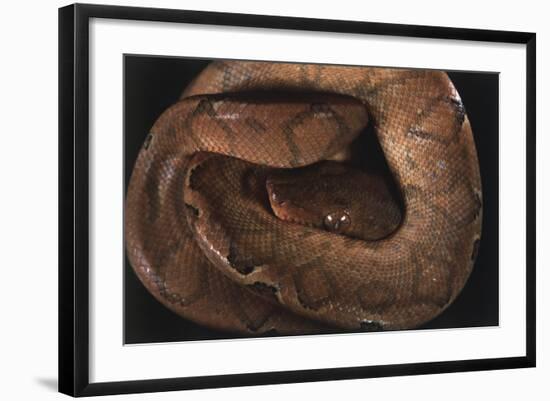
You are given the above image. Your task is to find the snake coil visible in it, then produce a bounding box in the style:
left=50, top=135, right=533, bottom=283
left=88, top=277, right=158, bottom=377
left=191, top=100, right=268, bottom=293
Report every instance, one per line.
left=125, top=61, right=482, bottom=334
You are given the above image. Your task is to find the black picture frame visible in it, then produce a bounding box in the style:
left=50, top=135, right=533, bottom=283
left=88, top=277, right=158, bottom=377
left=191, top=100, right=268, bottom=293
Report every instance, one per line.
left=59, top=3, right=536, bottom=397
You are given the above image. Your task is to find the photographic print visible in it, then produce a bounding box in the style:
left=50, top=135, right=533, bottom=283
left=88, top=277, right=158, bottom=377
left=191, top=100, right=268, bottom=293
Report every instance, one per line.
left=123, top=56, right=499, bottom=343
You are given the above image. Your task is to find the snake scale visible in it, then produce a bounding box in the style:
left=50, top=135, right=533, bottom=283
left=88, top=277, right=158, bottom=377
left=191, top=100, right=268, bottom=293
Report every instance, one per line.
left=125, top=61, right=482, bottom=334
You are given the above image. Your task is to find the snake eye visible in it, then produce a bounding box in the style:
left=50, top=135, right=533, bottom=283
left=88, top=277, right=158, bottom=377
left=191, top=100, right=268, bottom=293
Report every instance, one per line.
left=324, top=211, right=351, bottom=233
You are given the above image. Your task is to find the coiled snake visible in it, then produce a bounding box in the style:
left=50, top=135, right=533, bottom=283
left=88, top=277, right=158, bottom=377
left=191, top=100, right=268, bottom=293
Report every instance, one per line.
left=125, top=61, right=482, bottom=334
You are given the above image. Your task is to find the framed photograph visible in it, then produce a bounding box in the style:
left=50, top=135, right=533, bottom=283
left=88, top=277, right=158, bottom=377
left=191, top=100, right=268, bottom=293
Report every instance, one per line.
left=59, top=3, right=536, bottom=397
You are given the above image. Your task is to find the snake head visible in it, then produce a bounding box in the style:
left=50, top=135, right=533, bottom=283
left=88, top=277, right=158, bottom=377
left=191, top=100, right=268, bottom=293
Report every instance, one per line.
left=266, top=174, right=337, bottom=230
left=266, top=161, right=402, bottom=240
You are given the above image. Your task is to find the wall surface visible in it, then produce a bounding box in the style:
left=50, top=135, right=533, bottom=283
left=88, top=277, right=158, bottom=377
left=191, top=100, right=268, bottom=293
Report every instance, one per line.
left=0, top=0, right=547, bottom=399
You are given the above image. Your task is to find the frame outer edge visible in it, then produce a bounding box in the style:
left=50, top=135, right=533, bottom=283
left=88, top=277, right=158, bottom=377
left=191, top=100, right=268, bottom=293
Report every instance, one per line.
left=525, top=33, right=536, bottom=367
left=57, top=2, right=537, bottom=396
left=59, top=3, right=93, bottom=397
left=58, top=4, right=77, bottom=397
left=74, top=2, right=92, bottom=396
left=70, top=2, right=534, bottom=42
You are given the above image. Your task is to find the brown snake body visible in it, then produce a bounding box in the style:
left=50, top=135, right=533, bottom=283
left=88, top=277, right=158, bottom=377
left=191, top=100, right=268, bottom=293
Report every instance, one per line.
left=125, top=61, right=482, bottom=334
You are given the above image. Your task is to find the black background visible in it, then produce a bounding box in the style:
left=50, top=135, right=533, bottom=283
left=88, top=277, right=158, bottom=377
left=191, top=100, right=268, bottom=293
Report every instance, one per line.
left=124, top=55, right=499, bottom=344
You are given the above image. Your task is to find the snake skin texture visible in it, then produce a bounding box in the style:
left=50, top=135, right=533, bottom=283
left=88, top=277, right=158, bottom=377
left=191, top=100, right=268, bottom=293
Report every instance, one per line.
left=125, top=61, right=483, bottom=334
